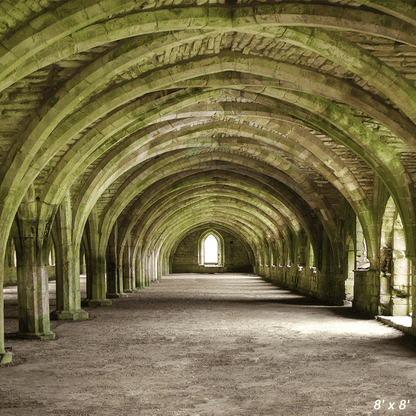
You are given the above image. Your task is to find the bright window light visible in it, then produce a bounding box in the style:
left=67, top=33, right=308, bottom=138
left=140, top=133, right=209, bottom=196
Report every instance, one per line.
left=205, top=234, right=218, bottom=264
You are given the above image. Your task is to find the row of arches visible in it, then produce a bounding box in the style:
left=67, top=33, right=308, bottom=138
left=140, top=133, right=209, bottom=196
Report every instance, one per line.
left=2, top=0, right=416, bottom=365
left=3, top=191, right=412, bottom=318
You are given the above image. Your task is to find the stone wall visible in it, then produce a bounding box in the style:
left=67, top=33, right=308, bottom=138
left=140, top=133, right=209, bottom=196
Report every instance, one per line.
left=172, top=229, right=253, bottom=273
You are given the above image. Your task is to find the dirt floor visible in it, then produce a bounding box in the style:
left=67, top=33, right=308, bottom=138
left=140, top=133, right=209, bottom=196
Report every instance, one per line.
left=1, top=273, right=416, bottom=415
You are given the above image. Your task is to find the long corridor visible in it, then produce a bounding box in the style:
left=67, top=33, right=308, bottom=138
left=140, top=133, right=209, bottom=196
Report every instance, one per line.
left=2, top=274, right=416, bottom=415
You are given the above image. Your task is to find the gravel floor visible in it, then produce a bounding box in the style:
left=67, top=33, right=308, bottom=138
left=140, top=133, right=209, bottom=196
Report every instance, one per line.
left=1, top=273, right=416, bottom=415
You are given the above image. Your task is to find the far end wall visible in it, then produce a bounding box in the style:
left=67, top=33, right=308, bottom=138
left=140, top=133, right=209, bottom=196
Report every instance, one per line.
left=172, top=229, right=253, bottom=273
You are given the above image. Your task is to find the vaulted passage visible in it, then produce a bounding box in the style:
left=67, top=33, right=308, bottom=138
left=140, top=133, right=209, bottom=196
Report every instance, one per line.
left=2, top=274, right=416, bottom=415
left=3, top=0, right=416, bottom=370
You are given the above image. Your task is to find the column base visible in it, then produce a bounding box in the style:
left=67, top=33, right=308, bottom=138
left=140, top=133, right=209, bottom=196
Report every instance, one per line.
left=88, top=299, right=112, bottom=307
left=106, top=293, right=128, bottom=299
left=0, top=348, right=13, bottom=365
left=6, top=331, right=55, bottom=340
left=50, top=309, right=89, bottom=320
left=124, top=289, right=134, bottom=293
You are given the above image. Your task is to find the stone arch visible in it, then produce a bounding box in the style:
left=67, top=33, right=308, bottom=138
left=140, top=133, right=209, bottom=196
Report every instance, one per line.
left=78, top=151, right=335, bottom=257
left=4, top=1, right=416, bottom=364
left=0, top=62, right=412, bottom=286
left=1, top=40, right=415, bottom=267
left=198, top=230, right=224, bottom=267
left=0, top=3, right=415, bottom=270
left=380, top=197, right=413, bottom=316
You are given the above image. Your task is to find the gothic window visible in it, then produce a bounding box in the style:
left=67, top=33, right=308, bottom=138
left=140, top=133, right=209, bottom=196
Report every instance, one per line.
left=204, top=234, right=218, bottom=264
left=198, top=230, right=224, bottom=267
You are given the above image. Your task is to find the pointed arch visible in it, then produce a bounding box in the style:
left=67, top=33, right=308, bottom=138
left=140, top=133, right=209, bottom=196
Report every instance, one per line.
left=198, top=229, right=225, bottom=267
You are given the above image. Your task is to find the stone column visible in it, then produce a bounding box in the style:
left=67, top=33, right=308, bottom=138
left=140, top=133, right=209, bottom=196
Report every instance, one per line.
left=152, top=252, right=158, bottom=282
left=157, top=252, right=163, bottom=280
left=411, top=260, right=416, bottom=334
left=122, top=240, right=134, bottom=293
left=353, top=269, right=380, bottom=317
left=6, top=236, right=14, bottom=268
left=106, top=224, right=126, bottom=298
left=14, top=196, right=55, bottom=339
left=130, top=250, right=139, bottom=292
left=0, top=262, right=12, bottom=364
left=145, top=254, right=152, bottom=286
left=51, top=194, right=88, bottom=321
left=84, top=240, right=93, bottom=303
left=391, top=250, right=411, bottom=316
left=136, top=258, right=145, bottom=289
left=88, top=250, right=112, bottom=307
left=379, top=247, right=392, bottom=315
left=80, top=244, right=86, bottom=275
left=84, top=215, right=111, bottom=307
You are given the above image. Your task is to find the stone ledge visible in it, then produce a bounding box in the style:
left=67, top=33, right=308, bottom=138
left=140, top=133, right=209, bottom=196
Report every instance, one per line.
left=376, top=316, right=412, bottom=333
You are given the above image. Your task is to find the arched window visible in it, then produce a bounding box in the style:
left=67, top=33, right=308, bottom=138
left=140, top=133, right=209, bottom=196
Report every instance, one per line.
left=198, top=230, right=224, bottom=267
left=204, top=234, right=218, bottom=264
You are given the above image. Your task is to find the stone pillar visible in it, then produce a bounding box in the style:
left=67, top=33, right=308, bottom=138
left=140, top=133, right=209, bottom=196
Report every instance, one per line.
left=0, top=262, right=12, bottom=364
left=411, top=260, right=416, bottom=332
left=145, top=255, right=151, bottom=286
left=152, top=252, right=158, bottom=282
left=14, top=197, right=55, bottom=339
left=84, top=215, right=111, bottom=307
left=379, top=247, right=392, bottom=315
left=391, top=250, right=411, bottom=316
left=80, top=244, right=86, bottom=275
left=84, top=241, right=93, bottom=302
left=131, top=250, right=139, bottom=291
left=156, top=251, right=163, bottom=281
left=106, top=224, right=126, bottom=299
left=122, top=239, right=134, bottom=293
left=6, top=236, right=14, bottom=268
left=353, top=269, right=380, bottom=317
left=51, top=194, right=88, bottom=321
left=390, top=216, right=411, bottom=315
left=136, top=258, right=145, bottom=289
left=87, top=252, right=111, bottom=307
left=161, top=253, right=169, bottom=278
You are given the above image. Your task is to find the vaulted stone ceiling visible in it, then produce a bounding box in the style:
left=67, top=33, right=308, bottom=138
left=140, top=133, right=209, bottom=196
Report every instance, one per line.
left=1, top=0, right=416, bottom=273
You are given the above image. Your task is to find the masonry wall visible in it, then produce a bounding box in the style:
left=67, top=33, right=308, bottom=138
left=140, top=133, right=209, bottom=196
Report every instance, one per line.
left=172, top=229, right=253, bottom=273
left=263, top=227, right=346, bottom=307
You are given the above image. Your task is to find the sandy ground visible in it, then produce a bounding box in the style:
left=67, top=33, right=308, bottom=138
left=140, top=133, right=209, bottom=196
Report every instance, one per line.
left=1, top=273, right=416, bottom=415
